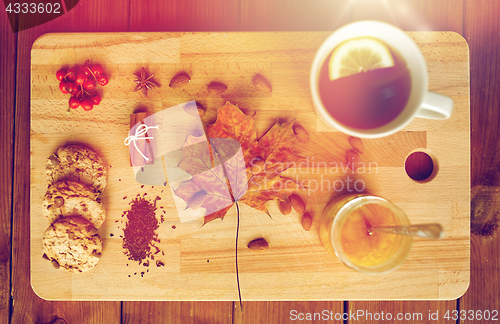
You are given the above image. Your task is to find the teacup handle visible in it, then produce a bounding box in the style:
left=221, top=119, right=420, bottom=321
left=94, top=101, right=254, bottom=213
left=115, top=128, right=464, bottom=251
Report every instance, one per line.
left=416, top=91, right=453, bottom=119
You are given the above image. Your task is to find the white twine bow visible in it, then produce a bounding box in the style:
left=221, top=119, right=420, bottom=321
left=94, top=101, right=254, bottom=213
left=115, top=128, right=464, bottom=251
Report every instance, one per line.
left=124, top=124, right=159, bottom=162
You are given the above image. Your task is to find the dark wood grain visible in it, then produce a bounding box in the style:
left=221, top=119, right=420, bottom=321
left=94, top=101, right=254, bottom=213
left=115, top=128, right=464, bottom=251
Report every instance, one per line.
left=122, top=301, right=232, bottom=324
left=347, top=301, right=458, bottom=323
left=10, top=2, right=128, bottom=323
left=352, top=0, right=463, bottom=34
left=38, top=0, right=130, bottom=32
left=466, top=0, right=500, bottom=187
left=462, top=0, right=500, bottom=320
left=233, top=301, right=343, bottom=324
left=241, top=0, right=352, bottom=31
left=130, top=0, right=240, bottom=31
left=0, top=10, right=16, bottom=324
left=11, top=302, right=121, bottom=324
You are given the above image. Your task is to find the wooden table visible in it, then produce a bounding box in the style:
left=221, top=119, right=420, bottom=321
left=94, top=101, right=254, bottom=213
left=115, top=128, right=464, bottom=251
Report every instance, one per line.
left=2, top=0, right=499, bottom=323
left=29, top=30, right=470, bottom=302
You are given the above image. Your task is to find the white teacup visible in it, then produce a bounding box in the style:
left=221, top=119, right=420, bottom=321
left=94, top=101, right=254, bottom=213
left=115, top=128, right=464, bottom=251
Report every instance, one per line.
left=310, top=21, right=453, bottom=138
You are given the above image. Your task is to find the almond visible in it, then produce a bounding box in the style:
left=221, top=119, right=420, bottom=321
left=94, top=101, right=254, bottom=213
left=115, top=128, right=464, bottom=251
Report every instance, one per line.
left=289, top=194, right=306, bottom=214
left=187, top=190, right=207, bottom=209
left=253, top=74, right=272, bottom=93
left=293, top=124, right=309, bottom=143
left=247, top=238, right=269, bottom=253
left=348, top=136, right=364, bottom=154
left=301, top=212, right=313, bottom=231
left=169, top=72, right=191, bottom=88
left=278, top=199, right=292, bottom=215
left=208, top=82, right=227, bottom=94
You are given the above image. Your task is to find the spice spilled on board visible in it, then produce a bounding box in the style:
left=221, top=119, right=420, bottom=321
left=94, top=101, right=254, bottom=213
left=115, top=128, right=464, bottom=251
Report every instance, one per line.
left=122, top=194, right=163, bottom=265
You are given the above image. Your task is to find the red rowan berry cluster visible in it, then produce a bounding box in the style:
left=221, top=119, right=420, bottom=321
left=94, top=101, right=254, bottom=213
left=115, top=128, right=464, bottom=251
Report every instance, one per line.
left=57, top=60, right=108, bottom=111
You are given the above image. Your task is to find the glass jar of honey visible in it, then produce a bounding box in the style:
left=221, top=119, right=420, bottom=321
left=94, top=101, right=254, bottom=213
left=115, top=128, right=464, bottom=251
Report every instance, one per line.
left=320, top=194, right=412, bottom=274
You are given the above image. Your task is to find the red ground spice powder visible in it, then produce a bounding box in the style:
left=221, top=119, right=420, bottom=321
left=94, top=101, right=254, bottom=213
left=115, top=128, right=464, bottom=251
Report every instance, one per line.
left=122, top=195, right=162, bottom=264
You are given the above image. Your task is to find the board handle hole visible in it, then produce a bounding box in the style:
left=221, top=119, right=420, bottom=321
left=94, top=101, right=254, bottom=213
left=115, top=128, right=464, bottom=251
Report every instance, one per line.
left=405, top=150, right=438, bottom=182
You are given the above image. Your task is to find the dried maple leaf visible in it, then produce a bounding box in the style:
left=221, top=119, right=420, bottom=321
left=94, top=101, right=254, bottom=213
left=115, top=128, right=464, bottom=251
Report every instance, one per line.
left=175, top=101, right=304, bottom=225
left=174, top=136, right=235, bottom=223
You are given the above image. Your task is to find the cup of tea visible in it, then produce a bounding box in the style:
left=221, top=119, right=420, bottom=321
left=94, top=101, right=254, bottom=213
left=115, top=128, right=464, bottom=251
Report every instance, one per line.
left=310, top=21, right=453, bottom=138
left=319, top=194, right=413, bottom=274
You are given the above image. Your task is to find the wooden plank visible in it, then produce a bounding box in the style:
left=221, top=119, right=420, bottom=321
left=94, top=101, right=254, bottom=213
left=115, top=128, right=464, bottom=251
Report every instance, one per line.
left=352, top=0, right=463, bottom=34
left=130, top=0, right=240, bottom=31
left=4, top=3, right=472, bottom=324
left=10, top=302, right=121, bottom=324
left=29, top=31, right=469, bottom=302
left=0, top=10, right=17, bottom=324
left=465, top=0, right=500, bottom=185
left=233, top=301, right=343, bottom=324
left=16, top=0, right=130, bottom=32
left=114, top=1, right=238, bottom=320
left=349, top=0, right=465, bottom=320
left=122, top=301, right=232, bottom=323
left=241, top=0, right=352, bottom=31
left=347, top=301, right=457, bottom=323
left=231, top=3, right=350, bottom=317
left=241, top=2, right=463, bottom=321
left=461, top=0, right=500, bottom=320
left=10, top=1, right=127, bottom=323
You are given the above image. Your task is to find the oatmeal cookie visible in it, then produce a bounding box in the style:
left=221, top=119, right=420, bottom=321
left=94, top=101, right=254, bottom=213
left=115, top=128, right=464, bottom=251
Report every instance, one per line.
left=46, top=145, right=107, bottom=192
left=42, top=180, right=106, bottom=228
left=42, top=216, right=102, bottom=273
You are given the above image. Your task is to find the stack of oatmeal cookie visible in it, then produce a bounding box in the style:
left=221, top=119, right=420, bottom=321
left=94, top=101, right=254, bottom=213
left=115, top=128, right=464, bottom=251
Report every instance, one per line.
left=41, top=145, right=107, bottom=273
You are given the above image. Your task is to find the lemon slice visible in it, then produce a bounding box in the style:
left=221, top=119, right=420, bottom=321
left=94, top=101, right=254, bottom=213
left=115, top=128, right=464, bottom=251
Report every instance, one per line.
left=328, top=37, right=395, bottom=81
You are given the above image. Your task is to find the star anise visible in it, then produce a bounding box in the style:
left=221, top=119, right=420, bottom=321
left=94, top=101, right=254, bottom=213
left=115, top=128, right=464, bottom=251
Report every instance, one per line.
left=133, top=68, right=160, bottom=97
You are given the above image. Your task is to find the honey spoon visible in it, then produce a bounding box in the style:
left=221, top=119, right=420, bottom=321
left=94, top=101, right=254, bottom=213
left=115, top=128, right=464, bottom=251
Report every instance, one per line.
left=367, top=223, right=444, bottom=239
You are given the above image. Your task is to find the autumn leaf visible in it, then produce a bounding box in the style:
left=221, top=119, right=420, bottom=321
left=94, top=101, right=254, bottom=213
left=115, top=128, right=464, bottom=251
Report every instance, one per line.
left=175, top=101, right=304, bottom=224
left=177, top=134, right=214, bottom=175
left=174, top=136, right=235, bottom=223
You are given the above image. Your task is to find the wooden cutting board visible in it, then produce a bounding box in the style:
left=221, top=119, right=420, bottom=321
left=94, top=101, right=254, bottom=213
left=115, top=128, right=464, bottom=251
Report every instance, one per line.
left=30, top=31, right=469, bottom=301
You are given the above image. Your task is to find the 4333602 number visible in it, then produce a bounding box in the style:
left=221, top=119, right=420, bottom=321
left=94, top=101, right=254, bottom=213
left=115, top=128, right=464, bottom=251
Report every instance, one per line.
left=444, top=309, right=499, bottom=321
left=5, top=2, right=61, bottom=14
